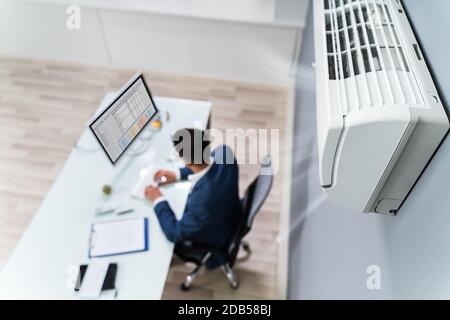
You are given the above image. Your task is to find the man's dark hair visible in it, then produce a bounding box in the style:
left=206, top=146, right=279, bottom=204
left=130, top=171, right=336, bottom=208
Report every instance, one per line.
left=172, top=128, right=211, bottom=165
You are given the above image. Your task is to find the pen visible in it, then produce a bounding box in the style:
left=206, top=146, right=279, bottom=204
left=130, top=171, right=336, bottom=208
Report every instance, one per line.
left=116, top=209, right=135, bottom=216
left=95, top=209, right=115, bottom=216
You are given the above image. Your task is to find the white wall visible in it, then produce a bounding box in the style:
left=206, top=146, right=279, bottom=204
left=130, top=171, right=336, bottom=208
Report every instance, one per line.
left=289, top=0, right=450, bottom=299
left=0, top=0, right=308, bottom=85
left=0, top=1, right=109, bottom=64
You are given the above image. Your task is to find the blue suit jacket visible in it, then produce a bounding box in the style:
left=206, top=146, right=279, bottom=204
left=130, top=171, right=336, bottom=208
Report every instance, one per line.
left=154, top=145, right=241, bottom=268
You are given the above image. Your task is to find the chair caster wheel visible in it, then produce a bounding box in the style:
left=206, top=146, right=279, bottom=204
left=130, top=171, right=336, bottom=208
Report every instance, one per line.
left=180, top=282, right=191, bottom=291
left=230, top=280, right=239, bottom=290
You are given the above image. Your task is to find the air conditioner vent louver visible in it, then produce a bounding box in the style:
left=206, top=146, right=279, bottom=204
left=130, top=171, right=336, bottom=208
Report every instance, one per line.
left=323, top=0, right=425, bottom=114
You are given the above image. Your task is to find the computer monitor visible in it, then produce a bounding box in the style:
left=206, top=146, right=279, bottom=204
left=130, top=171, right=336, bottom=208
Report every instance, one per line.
left=90, top=73, right=158, bottom=164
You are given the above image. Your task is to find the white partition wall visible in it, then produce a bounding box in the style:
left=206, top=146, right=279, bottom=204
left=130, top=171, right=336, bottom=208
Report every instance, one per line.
left=0, top=0, right=308, bottom=85
left=100, top=10, right=299, bottom=84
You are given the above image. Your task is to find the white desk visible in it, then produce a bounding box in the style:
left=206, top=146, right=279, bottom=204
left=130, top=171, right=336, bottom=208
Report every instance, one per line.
left=0, top=95, right=211, bottom=299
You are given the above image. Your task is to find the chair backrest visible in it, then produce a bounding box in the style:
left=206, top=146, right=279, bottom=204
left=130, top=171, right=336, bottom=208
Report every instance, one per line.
left=228, top=155, right=273, bottom=265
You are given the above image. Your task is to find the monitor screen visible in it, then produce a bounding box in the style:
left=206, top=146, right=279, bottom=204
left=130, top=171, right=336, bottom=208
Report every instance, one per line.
left=90, top=74, right=158, bottom=164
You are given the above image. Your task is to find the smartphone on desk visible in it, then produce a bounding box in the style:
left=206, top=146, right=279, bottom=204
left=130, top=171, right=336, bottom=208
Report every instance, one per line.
left=74, top=263, right=117, bottom=292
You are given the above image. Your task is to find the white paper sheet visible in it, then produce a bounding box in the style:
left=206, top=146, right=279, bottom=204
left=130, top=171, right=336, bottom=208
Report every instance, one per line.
left=90, top=218, right=147, bottom=257
left=132, top=166, right=157, bottom=199
left=79, top=261, right=109, bottom=299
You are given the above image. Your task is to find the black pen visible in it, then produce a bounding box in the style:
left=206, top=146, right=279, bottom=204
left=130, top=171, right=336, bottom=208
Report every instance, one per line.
left=116, top=209, right=135, bottom=216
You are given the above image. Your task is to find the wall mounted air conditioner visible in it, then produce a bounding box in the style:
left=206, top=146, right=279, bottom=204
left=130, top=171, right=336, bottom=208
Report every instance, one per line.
left=314, top=0, right=449, bottom=214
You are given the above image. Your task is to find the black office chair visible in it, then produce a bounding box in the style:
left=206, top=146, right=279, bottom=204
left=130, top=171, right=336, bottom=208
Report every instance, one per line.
left=176, top=155, right=273, bottom=291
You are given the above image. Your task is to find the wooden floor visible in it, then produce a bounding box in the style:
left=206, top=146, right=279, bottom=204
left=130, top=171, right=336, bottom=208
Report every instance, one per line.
left=0, top=57, right=288, bottom=299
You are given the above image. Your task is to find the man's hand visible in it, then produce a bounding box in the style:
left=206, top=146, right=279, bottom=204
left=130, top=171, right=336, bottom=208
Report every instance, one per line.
left=154, top=169, right=177, bottom=185
left=145, top=185, right=163, bottom=202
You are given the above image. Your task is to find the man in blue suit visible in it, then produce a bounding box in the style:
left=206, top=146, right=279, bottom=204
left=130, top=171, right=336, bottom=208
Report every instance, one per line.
left=145, top=128, right=241, bottom=268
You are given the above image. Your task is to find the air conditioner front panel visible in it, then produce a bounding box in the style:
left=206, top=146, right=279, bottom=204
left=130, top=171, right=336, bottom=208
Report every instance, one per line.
left=314, top=1, right=344, bottom=187
left=367, top=107, right=449, bottom=213
left=316, top=80, right=344, bottom=187
left=323, top=106, right=413, bottom=212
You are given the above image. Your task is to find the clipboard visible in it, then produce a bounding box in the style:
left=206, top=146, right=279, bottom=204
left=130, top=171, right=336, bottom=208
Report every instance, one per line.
left=88, top=217, right=149, bottom=258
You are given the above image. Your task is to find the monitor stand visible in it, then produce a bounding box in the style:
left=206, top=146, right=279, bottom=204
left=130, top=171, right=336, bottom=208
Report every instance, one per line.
left=127, top=128, right=154, bottom=157
left=101, top=127, right=156, bottom=198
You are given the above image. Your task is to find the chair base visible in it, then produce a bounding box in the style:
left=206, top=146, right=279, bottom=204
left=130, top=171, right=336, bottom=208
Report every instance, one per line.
left=178, top=242, right=252, bottom=291
left=236, top=241, right=252, bottom=263
left=180, top=266, right=201, bottom=291
left=221, top=264, right=239, bottom=289
left=180, top=263, right=239, bottom=291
